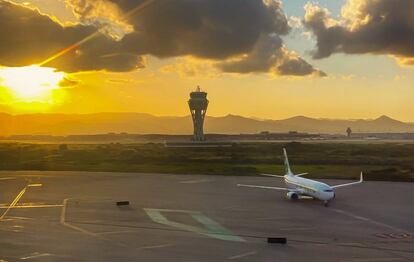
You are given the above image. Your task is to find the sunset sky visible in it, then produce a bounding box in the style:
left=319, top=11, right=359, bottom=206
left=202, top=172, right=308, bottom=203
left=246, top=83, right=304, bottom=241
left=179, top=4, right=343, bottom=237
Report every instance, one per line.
left=0, top=0, right=413, bottom=121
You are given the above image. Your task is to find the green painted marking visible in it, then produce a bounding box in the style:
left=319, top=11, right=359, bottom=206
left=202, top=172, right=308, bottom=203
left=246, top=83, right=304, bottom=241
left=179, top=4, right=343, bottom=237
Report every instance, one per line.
left=144, top=208, right=244, bottom=242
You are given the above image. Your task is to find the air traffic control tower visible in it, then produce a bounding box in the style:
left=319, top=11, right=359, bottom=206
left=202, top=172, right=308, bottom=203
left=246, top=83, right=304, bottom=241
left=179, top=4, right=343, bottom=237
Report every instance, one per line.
left=188, top=86, right=209, bottom=141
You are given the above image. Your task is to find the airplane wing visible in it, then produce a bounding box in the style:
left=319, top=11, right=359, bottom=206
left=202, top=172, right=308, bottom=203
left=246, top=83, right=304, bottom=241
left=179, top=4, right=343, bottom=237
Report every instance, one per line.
left=260, top=173, right=308, bottom=178
left=259, top=173, right=284, bottom=178
left=237, top=184, right=290, bottom=191
left=331, top=172, right=364, bottom=189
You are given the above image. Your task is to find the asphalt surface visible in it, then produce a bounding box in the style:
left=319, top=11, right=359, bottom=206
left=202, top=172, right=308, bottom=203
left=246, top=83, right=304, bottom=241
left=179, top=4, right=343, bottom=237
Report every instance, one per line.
left=0, top=171, right=413, bottom=261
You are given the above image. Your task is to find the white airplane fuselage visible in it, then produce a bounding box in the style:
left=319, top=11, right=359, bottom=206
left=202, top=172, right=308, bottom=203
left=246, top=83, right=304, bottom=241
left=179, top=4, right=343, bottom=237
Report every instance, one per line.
left=284, top=174, right=335, bottom=201
left=237, top=148, right=363, bottom=206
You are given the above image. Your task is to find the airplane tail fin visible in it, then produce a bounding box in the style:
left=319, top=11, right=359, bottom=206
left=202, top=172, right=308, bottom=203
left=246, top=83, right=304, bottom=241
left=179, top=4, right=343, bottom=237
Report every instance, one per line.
left=283, top=148, right=293, bottom=176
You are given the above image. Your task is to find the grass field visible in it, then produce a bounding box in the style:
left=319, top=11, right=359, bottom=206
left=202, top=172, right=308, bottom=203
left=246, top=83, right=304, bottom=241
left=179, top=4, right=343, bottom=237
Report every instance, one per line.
left=0, top=142, right=413, bottom=181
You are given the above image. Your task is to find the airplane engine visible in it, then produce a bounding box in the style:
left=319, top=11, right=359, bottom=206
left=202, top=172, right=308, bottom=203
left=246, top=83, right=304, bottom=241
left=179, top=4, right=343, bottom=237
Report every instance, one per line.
left=286, top=192, right=299, bottom=200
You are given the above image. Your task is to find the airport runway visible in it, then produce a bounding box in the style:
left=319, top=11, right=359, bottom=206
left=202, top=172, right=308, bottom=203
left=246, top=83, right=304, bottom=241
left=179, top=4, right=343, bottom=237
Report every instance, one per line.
left=0, top=171, right=413, bottom=261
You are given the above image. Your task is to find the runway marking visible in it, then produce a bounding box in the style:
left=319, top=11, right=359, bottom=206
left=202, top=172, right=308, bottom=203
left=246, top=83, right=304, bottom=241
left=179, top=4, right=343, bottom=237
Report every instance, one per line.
left=138, top=244, right=174, bottom=250
left=60, top=198, right=101, bottom=238
left=59, top=199, right=134, bottom=249
left=98, top=230, right=140, bottom=235
left=289, top=239, right=414, bottom=254
left=1, top=216, right=33, bottom=221
left=228, top=251, right=257, bottom=260
left=20, top=252, right=52, bottom=260
left=0, top=177, right=16, bottom=180
left=180, top=178, right=214, bottom=184
left=330, top=208, right=407, bottom=233
left=375, top=233, right=413, bottom=239
left=348, top=258, right=404, bottom=262
left=27, top=184, right=42, bottom=187
left=337, top=242, right=364, bottom=247
left=0, top=204, right=63, bottom=209
left=279, top=226, right=315, bottom=231
left=0, top=187, right=26, bottom=221
left=145, top=208, right=245, bottom=242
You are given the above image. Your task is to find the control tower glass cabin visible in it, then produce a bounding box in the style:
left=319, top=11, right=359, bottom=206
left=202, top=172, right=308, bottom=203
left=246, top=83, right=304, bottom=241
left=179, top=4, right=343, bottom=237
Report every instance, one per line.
left=188, top=86, right=209, bottom=141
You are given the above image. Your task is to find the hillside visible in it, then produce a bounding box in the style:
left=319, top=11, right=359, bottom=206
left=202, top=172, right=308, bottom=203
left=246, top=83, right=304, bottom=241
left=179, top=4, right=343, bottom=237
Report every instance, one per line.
left=0, top=113, right=413, bottom=136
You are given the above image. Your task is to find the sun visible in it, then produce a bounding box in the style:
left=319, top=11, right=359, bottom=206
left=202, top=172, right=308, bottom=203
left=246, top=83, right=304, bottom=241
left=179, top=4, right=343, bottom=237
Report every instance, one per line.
left=0, top=65, right=66, bottom=103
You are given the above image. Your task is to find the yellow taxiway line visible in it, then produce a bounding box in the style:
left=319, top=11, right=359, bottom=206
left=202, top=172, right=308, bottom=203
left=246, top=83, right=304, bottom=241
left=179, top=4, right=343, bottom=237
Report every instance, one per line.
left=0, top=187, right=27, bottom=220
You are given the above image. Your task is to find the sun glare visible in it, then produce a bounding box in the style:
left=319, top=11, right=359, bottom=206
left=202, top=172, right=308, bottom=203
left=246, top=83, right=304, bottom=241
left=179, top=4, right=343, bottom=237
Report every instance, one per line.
left=0, top=65, right=66, bottom=103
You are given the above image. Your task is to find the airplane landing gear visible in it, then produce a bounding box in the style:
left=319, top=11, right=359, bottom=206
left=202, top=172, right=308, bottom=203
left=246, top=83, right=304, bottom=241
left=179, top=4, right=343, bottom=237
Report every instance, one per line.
left=324, top=201, right=329, bottom=207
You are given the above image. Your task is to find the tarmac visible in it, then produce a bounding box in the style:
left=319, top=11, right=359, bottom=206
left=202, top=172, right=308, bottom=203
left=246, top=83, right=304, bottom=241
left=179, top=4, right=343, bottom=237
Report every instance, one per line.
left=0, top=171, right=413, bottom=261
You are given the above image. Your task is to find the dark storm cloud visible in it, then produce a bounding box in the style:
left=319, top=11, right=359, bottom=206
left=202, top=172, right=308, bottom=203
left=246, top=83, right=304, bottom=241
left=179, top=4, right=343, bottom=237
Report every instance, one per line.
left=217, top=34, right=284, bottom=73
left=304, top=0, right=414, bottom=65
left=277, top=55, right=326, bottom=77
left=0, top=1, right=143, bottom=72
left=114, top=0, right=323, bottom=75
left=0, top=0, right=323, bottom=75
left=217, top=33, right=325, bottom=76
left=117, top=0, right=289, bottom=59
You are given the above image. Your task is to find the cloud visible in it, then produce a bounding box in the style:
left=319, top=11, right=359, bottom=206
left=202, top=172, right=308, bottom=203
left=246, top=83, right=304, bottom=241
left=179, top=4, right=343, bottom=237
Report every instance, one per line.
left=0, top=1, right=144, bottom=72
left=217, top=34, right=325, bottom=76
left=66, top=0, right=133, bottom=40
left=217, top=34, right=284, bottom=73
left=303, top=0, right=414, bottom=65
left=161, top=57, right=221, bottom=79
left=117, top=0, right=322, bottom=76
left=0, top=0, right=322, bottom=76
left=59, top=77, right=79, bottom=87
left=288, top=16, right=303, bottom=29
left=275, top=49, right=327, bottom=77
left=395, top=57, right=414, bottom=67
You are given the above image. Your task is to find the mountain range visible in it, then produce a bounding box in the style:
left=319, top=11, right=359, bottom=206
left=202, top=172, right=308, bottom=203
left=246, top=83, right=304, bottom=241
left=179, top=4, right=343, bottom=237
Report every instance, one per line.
left=0, top=113, right=413, bottom=136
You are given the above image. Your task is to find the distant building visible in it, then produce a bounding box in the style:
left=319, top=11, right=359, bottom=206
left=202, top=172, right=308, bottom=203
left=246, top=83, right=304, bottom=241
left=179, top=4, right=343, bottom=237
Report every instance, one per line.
left=188, top=86, right=209, bottom=141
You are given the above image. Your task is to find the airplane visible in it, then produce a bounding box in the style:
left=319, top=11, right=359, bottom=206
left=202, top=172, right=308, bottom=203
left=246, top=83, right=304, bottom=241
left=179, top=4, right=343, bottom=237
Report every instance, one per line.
left=237, top=148, right=363, bottom=206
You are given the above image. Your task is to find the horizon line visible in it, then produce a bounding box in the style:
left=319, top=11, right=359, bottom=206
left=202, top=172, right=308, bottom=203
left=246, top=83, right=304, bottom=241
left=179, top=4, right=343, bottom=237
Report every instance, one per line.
left=0, top=112, right=411, bottom=123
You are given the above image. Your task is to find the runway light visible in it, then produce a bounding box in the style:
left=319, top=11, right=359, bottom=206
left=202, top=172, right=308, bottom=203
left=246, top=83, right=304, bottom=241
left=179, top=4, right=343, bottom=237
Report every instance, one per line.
left=116, top=201, right=130, bottom=206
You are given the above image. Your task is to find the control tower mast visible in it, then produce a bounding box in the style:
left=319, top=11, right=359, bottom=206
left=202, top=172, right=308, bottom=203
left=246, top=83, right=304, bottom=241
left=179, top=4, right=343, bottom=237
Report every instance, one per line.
left=188, top=86, right=209, bottom=141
